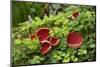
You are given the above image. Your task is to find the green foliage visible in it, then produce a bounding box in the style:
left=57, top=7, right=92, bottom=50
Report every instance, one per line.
left=12, top=4, right=96, bottom=65
left=28, top=55, right=45, bottom=64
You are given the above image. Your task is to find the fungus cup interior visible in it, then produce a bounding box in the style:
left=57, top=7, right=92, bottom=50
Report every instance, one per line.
left=67, top=32, right=83, bottom=44
left=49, top=37, right=60, bottom=46
left=72, top=12, right=79, bottom=18
left=36, top=28, right=50, bottom=42
left=40, top=42, right=51, bottom=54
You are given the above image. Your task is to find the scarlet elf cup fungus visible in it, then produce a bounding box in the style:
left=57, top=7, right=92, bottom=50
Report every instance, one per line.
left=36, top=28, right=50, bottom=43
left=72, top=12, right=79, bottom=18
left=49, top=37, right=60, bottom=46
left=30, top=27, right=60, bottom=55
left=70, top=12, right=79, bottom=20
left=67, top=32, right=83, bottom=48
left=40, top=41, right=52, bottom=55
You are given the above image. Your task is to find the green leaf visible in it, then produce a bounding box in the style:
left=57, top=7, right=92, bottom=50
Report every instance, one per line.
left=78, top=49, right=87, bottom=55
left=89, top=44, right=96, bottom=48
left=15, top=39, right=21, bottom=45
left=73, top=57, right=78, bottom=62
left=62, top=58, right=70, bottom=63
left=70, top=55, right=75, bottom=61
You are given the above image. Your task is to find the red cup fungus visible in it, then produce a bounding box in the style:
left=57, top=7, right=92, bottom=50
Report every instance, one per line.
left=67, top=32, right=83, bottom=48
left=30, top=27, right=60, bottom=55
left=72, top=12, right=79, bottom=18
left=49, top=37, right=60, bottom=46
left=40, top=41, right=52, bottom=55
left=36, top=27, right=50, bottom=42
left=70, top=12, right=79, bottom=20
